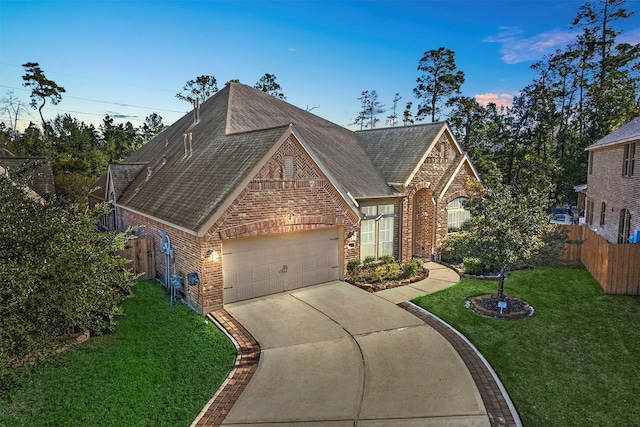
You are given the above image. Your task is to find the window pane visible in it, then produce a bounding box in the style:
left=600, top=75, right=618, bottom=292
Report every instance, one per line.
left=378, top=204, right=394, bottom=215
left=361, top=206, right=376, bottom=216
left=378, top=216, right=394, bottom=256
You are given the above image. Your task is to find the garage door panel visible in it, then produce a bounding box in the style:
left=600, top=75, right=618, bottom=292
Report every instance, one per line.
left=223, top=229, right=340, bottom=303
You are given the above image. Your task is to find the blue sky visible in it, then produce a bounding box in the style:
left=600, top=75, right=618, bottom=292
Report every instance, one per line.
left=1, top=0, right=638, bottom=131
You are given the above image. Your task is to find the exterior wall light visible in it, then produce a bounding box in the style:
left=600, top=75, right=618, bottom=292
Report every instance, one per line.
left=207, top=249, right=219, bottom=262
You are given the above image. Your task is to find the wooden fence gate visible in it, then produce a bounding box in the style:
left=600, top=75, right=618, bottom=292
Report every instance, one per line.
left=120, top=238, right=156, bottom=280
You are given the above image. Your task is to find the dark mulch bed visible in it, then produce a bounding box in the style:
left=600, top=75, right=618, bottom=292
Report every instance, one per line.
left=466, top=294, right=534, bottom=320
left=347, top=269, right=429, bottom=293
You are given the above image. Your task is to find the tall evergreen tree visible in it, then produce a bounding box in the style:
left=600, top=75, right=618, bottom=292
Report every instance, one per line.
left=413, top=47, right=465, bottom=122
left=21, top=62, right=66, bottom=129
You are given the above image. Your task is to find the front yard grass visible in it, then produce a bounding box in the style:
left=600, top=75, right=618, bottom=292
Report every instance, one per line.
left=413, top=266, right=640, bottom=427
left=0, top=280, right=236, bottom=427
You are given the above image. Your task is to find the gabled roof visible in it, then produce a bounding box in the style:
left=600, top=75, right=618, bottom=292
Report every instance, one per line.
left=586, top=116, right=640, bottom=150
left=432, top=153, right=480, bottom=200
left=0, top=155, right=54, bottom=197
left=109, top=163, right=147, bottom=199
left=357, top=122, right=449, bottom=186
left=111, top=83, right=477, bottom=234
left=114, top=83, right=395, bottom=234
left=223, top=84, right=393, bottom=198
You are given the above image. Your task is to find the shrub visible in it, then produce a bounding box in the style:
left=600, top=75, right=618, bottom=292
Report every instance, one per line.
left=463, top=257, right=484, bottom=275
left=440, top=231, right=471, bottom=263
left=379, top=254, right=396, bottom=265
left=385, top=262, right=400, bottom=280
left=372, top=265, right=386, bottom=282
left=403, top=258, right=424, bottom=278
left=347, top=259, right=362, bottom=281
left=362, top=256, right=377, bottom=268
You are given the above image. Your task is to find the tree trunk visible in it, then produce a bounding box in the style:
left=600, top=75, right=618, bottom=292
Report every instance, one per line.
left=497, top=271, right=505, bottom=300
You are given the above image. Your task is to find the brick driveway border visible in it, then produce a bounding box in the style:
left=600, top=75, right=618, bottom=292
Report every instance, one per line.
left=399, top=301, right=523, bottom=427
left=190, top=310, right=260, bottom=427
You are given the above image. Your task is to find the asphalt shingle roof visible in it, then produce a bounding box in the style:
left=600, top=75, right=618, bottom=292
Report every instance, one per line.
left=587, top=116, right=640, bottom=150
left=114, top=84, right=399, bottom=232
left=0, top=155, right=55, bottom=197
left=357, top=123, right=446, bottom=185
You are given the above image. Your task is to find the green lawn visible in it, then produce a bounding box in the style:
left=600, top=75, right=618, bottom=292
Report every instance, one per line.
left=0, top=280, right=236, bottom=427
left=413, top=267, right=640, bottom=427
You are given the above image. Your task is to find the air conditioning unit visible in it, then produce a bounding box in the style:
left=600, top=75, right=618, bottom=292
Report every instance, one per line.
left=629, top=229, right=640, bottom=244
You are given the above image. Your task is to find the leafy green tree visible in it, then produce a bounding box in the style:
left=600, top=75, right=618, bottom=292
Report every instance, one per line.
left=413, top=47, right=465, bottom=122
left=100, top=114, right=142, bottom=163
left=254, top=73, right=286, bottom=99
left=21, top=62, right=66, bottom=129
left=446, top=96, right=487, bottom=152
left=139, top=112, right=164, bottom=143
left=0, top=170, right=135, bottom=378
left=450, top=182, right=556, bottom=300
left=176, top=75, right=218, bottom=104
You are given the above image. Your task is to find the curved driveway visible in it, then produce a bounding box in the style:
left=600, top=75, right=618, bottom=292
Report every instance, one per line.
left=221, top=267, right=490, bottom=426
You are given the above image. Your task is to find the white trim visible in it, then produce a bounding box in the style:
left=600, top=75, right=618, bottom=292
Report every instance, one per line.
left=290, top=126, right=362, bottom=220
left=195, top=126, right=293, bottom=237
left=437, top=153, right=481, bottom=201
left=119, top=205, right=198, bottom=236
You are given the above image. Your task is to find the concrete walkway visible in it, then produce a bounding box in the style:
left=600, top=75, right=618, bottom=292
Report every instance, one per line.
left=212, top=263, right=490, bottom=426
left=375, top=261, right=461, bottom=304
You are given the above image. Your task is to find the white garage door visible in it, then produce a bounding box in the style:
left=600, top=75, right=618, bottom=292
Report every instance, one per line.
left=222, top=228, right=340, bottom=303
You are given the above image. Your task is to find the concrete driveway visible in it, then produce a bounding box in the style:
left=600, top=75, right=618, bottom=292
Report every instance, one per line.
left=221, top=278, right=490, bottom=426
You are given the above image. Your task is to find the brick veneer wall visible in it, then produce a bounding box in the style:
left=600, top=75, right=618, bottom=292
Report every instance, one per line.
left=121, top=135, right=360, bottom=313
left=401, top=133, right=477, bottom=260
left=586, top=143, right=639, bottom=243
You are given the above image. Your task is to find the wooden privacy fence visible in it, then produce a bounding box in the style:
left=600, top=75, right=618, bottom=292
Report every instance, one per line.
left=120, top=238, right=156, bottom=280
left=561, top=225, right=640, bottom=295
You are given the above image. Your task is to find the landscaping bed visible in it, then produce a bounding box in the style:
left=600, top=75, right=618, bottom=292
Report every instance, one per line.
left=345, top=256, right=428, bottom=292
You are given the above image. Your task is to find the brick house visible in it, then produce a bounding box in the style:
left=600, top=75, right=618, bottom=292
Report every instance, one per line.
left=584, top=116, right=639, bottom=243
left=91, top=83, right=480, bottom=313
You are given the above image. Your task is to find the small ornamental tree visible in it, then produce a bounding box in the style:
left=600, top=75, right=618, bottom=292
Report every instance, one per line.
left=0, top=168, right=135, bottom=377
left=457, top=182, right=557, bottom=300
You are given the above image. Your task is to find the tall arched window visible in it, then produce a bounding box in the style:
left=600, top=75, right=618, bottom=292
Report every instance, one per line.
left=600, top=202, right=606, bottom=227
left=447, top=197, right=470, bottom=232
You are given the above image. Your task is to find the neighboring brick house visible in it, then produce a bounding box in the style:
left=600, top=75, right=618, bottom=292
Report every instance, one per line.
left=584, top=116, right=639, bottom=243
left=91, top=83, right=480, bottom=313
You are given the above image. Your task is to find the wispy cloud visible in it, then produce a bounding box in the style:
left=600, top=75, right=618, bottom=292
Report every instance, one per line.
left=475, top=93, right=514, bottom=108
left=484, top=27, right=578, bottom=64
left=106, top=111, right=139, bottom=120
left=619, top=28, right=640, bottom=46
